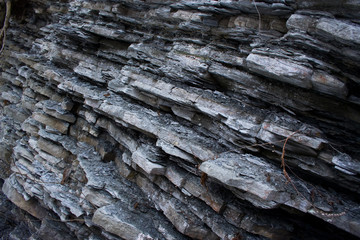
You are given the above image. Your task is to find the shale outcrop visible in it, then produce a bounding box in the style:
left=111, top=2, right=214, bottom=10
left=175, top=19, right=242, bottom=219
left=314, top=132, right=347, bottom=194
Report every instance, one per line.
left=1, top=0, right=360, bottom=239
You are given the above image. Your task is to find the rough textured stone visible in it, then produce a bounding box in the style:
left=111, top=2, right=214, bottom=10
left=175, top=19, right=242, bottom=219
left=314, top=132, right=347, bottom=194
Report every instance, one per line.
left=1, top=0, right=360, bottom=240
left=33, top=112, right=69, bottom=134
left=316, top=17, right=360, bottom=45
left=37, top=100, right=76, bottom=123
left=2, top=177, right=48, bottom=220
left=246, top=53, right=313, bottom=89
left=310, top=71, right=348, bottom=97
left=93, top=203, right=155, bottom=240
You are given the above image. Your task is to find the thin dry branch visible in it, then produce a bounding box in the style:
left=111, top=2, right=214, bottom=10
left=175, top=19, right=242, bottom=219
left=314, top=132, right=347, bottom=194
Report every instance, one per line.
left=280, top=130, right=299, bottom=181
left=252, top=0, right=261, bottom=32
left=280, top=130, right=345, bottom=217
left=0, top=0, right=11, bottom=54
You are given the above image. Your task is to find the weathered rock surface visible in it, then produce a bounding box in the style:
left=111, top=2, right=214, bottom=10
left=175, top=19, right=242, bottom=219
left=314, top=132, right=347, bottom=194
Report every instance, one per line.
left=1, top=0, right=360, bottom=239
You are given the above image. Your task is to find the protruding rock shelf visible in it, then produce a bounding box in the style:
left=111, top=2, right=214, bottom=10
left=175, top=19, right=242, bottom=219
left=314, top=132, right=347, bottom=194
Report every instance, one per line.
left=1, top=0, right=360, bottom=239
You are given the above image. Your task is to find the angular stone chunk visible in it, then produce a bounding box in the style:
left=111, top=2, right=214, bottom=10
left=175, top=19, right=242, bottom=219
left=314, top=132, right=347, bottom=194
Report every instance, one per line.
left=84, top=111, right=97, bottom=124
left=1, top=88, right=22, bottom=104
left=257, top=122, right=326, bottom=152
left=164, top=165, right=187, bottom=188
left=2, top=177, right=48, bottom=219
left=127, top=72, right=199, bottom=106
left=171, top=105, right=196, bottom=122
left=61, top=97, right=74, bottom=111
left=96, top=118, right=138, bottom=153
left=311, top=71, right=348, bottom=97
left=132, top=147, right=166, bottom=175
left=332, top=153, right=360, bottom=175
left=136, top=175, right=219, bottom=240
left=232, top=15, right=262, bottom=29
left=37, top=151, right=63, bottom=167
left=161, top=199, right=218, bottom=240
left=199, top=152, right=359, bottom=236
left=37, top=137, right=70, bottom=159
left=72, top=117, right=100, bottom=137
left=124, top=69, right=261, bottom=137
left=21, top=95, right=37, bottom=111
left=183, top=175, right=225, bottom=213
left=58, top=78, right=105, bottom=101
left=200, top=153, right=283, bottom=205
left=316, top=17, right=360, bottom=45
left=33, top=112, right=69, bottom=134
left=43, top=184, right=84, bottom=217
left=164, top=164, right=225, bottom=212
left=99, top=100, right=219, bottom=161
left=38, top=100, right=76, bottom=123
left=82, top=24, right=125, bottom=39
left=74, top=61, right=107, bottom=84
left=286, top=14, right=314, bottom=32
left=156, top=139, right=196, bottom=164
left=82, top=187, right=114, bottom=208
left=13, top=144, right=35, bottom=162
left=246, top=53, right=313, bottom=89
left=18, top=66, right=33, bottom=79
left=3, top=105, right=31, bottom=123
left=92, top=203, right=158, bottom=240
left=92, top=205, right=142, bottom=240
left=82, top=2, right=112, bottom=12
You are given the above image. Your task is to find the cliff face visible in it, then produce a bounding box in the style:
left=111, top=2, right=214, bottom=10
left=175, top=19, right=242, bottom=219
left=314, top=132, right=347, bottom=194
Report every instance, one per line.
left=1, top=0, right=360, bottom=239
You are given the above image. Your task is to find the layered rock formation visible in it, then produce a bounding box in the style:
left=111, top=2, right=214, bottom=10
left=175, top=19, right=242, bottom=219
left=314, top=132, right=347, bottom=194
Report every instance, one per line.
left=1, top=0, right=360, bottom=239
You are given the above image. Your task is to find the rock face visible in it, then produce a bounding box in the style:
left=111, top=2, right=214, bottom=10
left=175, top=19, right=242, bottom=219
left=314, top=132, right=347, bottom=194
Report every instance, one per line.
left=1, top=0, right=360, bottom=239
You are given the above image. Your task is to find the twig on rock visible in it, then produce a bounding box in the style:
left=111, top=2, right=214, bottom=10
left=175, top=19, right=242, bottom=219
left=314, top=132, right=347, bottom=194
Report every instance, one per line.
left=0, top=0, right=11, bottom=55
left=252, top=0, right=261, bottom=32
left=280, top=130, right=346, bottom=217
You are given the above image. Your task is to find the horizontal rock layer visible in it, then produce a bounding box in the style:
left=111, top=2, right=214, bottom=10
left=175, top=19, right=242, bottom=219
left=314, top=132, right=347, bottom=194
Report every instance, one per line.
left=1, top=0, right=360, bottom=239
